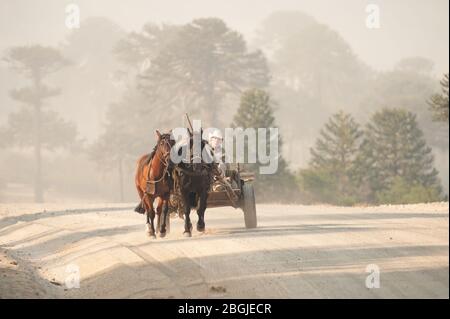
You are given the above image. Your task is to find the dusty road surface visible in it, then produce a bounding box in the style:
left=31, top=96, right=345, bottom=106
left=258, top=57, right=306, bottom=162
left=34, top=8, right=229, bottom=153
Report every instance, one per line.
left=0, top=202, right=448, bottom=298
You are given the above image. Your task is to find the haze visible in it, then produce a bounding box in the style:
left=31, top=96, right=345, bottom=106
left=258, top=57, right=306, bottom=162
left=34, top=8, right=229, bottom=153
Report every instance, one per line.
left=0, top=0, right=448, bottom=203
left=1, top=0, right=448, bottom=72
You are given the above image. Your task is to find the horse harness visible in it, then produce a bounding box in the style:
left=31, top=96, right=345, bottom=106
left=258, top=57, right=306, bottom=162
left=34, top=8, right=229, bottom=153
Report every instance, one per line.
left=145, top=139, right=172, bottom=196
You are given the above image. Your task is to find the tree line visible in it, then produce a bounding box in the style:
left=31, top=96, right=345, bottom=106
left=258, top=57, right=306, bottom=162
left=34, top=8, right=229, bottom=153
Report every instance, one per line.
left=228, top=81, right=448, bottom=205
left=298, top=107, right=446, bottom=205
left=0, top=14, right=448, bottom=204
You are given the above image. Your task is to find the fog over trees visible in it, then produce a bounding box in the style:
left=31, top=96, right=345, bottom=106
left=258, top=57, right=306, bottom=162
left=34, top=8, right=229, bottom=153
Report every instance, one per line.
left=2, top=45, right=76, bottom=202
left=0, top=3, right=448, bottom=204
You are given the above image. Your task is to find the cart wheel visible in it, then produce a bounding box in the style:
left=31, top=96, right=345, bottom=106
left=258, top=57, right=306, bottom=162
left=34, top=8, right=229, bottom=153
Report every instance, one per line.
left=242, top=183, right=257, bottom=229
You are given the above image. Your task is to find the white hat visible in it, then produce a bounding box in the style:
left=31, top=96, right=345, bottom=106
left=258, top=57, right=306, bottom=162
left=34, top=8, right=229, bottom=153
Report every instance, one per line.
left=209, top=129, right=223, bottom=140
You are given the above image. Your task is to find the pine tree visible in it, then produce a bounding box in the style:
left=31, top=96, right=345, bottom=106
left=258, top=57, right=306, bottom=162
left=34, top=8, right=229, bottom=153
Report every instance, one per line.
left=428, top=73, right=449, bottom=122
left=299, top=111, right=363, bottom=205
left=310, top=111, right=363, bottom=172
left=359, top=108, right=442, bottom=203
left=2, top=45, right=73, bottom=202
left=231, top=89, right=296, bottom=202
left=122, top=18, right=270, bottom=127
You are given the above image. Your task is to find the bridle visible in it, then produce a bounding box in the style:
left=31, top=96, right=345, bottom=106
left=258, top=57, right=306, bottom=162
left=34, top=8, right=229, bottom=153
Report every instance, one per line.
left=146, top=135, right=173, bottom=185
left=155, top=136, right=172, bottom=167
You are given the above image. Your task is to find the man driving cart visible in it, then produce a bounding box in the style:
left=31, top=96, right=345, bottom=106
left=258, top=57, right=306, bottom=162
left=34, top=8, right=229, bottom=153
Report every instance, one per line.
left=208, top=129, right=238, bottom=202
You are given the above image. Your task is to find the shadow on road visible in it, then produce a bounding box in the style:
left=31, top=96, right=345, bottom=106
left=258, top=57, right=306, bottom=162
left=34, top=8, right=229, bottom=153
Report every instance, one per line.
left=56, top=245, right=449, bottom=298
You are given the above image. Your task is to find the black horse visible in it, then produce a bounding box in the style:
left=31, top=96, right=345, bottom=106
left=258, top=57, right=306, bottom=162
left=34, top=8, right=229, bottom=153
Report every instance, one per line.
left=172, top=132, right=216, bottom=237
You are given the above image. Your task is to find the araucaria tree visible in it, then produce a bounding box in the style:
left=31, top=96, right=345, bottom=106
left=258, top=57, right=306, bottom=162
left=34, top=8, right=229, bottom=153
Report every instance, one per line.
left=428, top=73, right=449, bottom=122
left=359, top=108, right=442, bottom=204
left=117, top=18, right=270, bottom=127
left=299, top=111, right=363, bottom=205
left=2, top=45, right=74, bottom=202
left=231, top=89, right=296, bottom=201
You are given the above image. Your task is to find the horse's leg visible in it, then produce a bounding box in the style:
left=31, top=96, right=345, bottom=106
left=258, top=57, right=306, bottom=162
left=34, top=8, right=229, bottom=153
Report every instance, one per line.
left=160, top=198, right=169, bottom=237
left=144, top=195, right=156, bottom=239
left=166, top=206, right=171, bottom=233
left=155, top=197, right=162, bottom=234
left=196, top=192, right=208, bottom=232
left=182, top=192, right=192, bottom=237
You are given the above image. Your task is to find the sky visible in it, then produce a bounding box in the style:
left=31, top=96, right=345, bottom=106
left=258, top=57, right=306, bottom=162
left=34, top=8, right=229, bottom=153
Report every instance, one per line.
left=0, top=0, right=449, bottom=74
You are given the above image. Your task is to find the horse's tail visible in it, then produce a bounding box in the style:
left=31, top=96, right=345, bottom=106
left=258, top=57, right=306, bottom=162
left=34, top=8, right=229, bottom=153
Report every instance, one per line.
left=134, top=154, right=152, bottom=214
left=135, top=154, right=151, bottom=192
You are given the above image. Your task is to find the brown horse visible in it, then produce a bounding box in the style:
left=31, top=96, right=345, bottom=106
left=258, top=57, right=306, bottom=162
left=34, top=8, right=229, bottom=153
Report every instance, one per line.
left=135, top=130, right=174, bottom=238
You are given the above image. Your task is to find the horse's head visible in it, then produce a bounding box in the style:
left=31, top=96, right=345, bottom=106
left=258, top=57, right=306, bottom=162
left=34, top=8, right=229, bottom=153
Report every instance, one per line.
left=155, top=130, right=175, bottom=166
left=189, top=131, right=209, bottom=173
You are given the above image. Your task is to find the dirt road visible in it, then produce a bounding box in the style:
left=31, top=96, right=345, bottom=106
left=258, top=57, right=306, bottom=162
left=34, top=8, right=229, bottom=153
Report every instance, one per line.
left=0, top=202, right=448, bottom=298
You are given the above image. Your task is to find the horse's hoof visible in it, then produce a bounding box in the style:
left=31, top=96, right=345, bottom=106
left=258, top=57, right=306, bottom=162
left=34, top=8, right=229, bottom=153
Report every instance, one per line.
left=183, top=231, right=192, bottom=238
left=145, top=224, right=156, bottom=238
left=159, top=231, right=166, bottom=238
left=197, top=225, right=205, bottom=233
left=134, top=203, right=146, bottom=214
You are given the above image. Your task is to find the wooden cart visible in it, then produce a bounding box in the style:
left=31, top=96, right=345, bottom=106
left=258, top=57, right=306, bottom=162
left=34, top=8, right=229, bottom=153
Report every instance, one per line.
left=168, top=164, right=257, bottom=229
